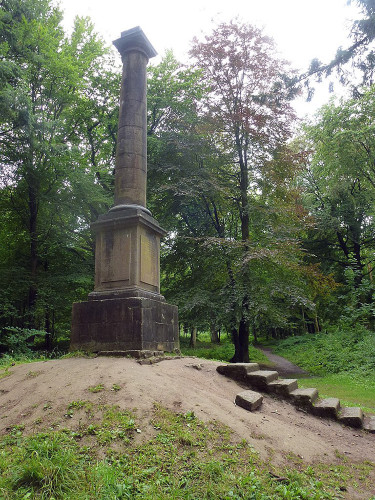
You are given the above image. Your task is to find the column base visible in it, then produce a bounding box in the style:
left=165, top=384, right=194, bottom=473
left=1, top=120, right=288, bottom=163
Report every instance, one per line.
left=70, top=293, right=179, bottom=353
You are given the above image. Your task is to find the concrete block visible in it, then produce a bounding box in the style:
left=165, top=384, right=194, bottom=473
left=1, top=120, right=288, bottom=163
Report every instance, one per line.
left=216, top=363, right=259, bottom=381
left=363, top=416, right=375, bottom=433
left=338, top=407, right=364, bottom=428
left=312, top=398, right=340, bottom=419
left=268, top=378, right=298, bottom=396
left=235, top=391, right=263, bottom=412
left=245, top=370, right=279, bottom=390
left=290, top=388, right=319, bottom=407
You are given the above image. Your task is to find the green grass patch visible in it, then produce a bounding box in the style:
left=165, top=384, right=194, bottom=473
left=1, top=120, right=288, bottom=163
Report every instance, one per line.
left=61, top=350, right=97, bottom=359
left=180, top=333, right=269, bottom=365
left=0, top=403, right=373, bottom=499
left=89, top=384, right=105, bottom=393
left=298, top=373, right=375, bottom=414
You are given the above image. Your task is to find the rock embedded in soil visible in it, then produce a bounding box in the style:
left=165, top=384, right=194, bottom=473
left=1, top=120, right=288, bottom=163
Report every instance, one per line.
left=338, top=407, right=364, bottom=428
left=363, top=416, right=375, bottom=433
left=235, top=390, right=263, bottom=412
left=216, top=363, right=259, bottom=381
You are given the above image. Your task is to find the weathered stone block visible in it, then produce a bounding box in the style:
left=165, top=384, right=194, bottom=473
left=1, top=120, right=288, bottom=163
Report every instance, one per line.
left=312, top=398, right=340, bottom=419
left=268, top=378, right=298, bottom=396
left=363, top=416, right=375, bottom=433
left=71, top=295, right=179, bottom=353
left=290, top=388, right=319, bottom=407
left=338, top=407, right=364, bottom=428
left=216, top=363, right=259, bottom=381
left=245, top=370, right=279, bottom=390
left=235, top=391, right=263, bottom=411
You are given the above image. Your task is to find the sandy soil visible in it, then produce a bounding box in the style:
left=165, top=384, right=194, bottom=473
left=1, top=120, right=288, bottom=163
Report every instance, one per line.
left=0, top=356, right=374, bottom=496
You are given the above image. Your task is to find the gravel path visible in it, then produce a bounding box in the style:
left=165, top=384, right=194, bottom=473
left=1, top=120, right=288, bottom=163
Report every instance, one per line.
left=258, top=346, right=310, bottom=378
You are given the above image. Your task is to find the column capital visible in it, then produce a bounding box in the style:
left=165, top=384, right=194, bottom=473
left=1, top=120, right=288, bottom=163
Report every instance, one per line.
left=113, top=26, right=157, bottom=60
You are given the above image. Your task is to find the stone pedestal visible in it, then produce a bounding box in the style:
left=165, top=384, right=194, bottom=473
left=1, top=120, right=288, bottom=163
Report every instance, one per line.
left=70, top=206, right=179, bottom=353
left=70, top=27, right=179, bottom=354
left=91, top=207, right=164, bottom=295
left=70, top=295, right=178, bottom=353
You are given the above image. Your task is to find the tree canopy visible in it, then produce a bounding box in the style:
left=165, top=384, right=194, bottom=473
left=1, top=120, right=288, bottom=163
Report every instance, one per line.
left=1, top=0, right=375, bottom=361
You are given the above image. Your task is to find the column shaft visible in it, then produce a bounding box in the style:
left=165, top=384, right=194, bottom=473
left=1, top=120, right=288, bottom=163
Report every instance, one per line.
left=115, top=50, right=148, bottom=207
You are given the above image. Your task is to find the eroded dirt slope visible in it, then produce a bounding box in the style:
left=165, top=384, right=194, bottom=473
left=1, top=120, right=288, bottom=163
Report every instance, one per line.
left=1, top=356, right=374, bottom=469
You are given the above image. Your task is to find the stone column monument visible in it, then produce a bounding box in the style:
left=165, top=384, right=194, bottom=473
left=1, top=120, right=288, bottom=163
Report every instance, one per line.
left=70, top=27, right=179, bottom=355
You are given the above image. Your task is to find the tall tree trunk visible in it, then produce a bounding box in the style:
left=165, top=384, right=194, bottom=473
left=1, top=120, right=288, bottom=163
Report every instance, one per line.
left=45, top=308, right=52, bottom=351
left=230, top=327, right=239, bottom=362
left=231, top=315, right=250, bottom=362
left=252, top=323, right=258, bottom=345
left=27, top=182, right=38, bottom=328
left=301, top=307, right=307, bottom=333
left=238, top=140, right=251, bottom=363
left=210, top=323, right=220, bottom=343
left=189, top=327, right=197, bottom=348
left=314, top=312, right=320, bottom=333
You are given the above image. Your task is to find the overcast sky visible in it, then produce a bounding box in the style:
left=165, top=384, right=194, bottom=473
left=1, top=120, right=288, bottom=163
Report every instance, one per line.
left=58, top=0, right=361, bottom=117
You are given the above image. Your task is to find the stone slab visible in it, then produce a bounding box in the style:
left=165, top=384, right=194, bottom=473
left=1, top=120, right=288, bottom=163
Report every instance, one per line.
left=290, top=388, right=319, bottom=407
left=113, top=27, right=157, bottom=59
left=245, top=370, right=279, bottom=390
left=216, top=363, right=260, bottom=381
left=312, top=398, right=340, bottom=419
left=70, top=295, right=179, bottom=353
left=338, top=407, right=364, bottom=428
left=363, top=416, right=375, bottom=433
left=268, top=379, right=298, bottom=396
left=235, top=391, right=263, bottom=412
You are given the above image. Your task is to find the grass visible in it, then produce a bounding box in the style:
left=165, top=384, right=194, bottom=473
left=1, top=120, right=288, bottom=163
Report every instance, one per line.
left=298, top=373, right=375, bottom=414
left=89, top=384, right=105, bottom=393
left=0, top=403, right=373, bottom=499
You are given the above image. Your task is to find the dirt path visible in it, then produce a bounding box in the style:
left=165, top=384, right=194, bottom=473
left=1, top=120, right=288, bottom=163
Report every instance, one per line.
left=258, top=346, right=310, bottom=378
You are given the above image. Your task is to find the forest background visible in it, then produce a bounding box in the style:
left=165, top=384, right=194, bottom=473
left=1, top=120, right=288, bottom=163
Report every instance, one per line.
left=1, top=0, right=375, bottom=366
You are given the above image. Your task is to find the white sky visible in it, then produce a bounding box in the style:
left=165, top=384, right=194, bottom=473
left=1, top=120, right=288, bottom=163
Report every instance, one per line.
left=58, top=0, right=361, bottom=117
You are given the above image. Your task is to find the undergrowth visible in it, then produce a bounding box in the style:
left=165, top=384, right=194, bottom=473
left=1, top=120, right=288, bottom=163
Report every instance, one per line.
left=180, top=333, right=269, bottom=365
left=272, top=326, right=375, bottom=412
left=273, top=326, right=375, bottom=377
left=0, top=403, right=373, bottom=499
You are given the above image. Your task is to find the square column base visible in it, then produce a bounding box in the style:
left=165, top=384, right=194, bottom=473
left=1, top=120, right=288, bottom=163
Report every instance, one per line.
left=70, top=295, right=179, bottom=353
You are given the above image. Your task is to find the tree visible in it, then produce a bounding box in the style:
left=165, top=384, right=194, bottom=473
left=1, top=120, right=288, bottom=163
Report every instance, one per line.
left=300, top=88, right=375, bottom=320
left=305, top=0, right=375, bottom=96
left=146, top=51, right=229, bottom=335
left=187, top=21, right=301, bottom=361
left=0, top=0, right=118, bottom=344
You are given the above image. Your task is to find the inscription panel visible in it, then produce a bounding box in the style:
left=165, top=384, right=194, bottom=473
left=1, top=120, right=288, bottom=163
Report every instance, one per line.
left=102, top=230, right=131, bottom=283
left=140, top=233, right=158, bottom=286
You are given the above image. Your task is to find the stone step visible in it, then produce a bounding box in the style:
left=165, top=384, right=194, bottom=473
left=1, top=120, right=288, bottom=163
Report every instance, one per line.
left=312, top=398, right=340, bottom=419
left=363, top=415, right=375, bottom=433
left=268, top=378, right=298, bottom=397
left=235, top=390, right=263, bottom=412
left=245, top=370, right=279, bottom=390
left=290, top=388, right=319, bottom=407
left=338, top=407, right=364, bottom=428
left=216, top=363, right=260, bottom=381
